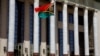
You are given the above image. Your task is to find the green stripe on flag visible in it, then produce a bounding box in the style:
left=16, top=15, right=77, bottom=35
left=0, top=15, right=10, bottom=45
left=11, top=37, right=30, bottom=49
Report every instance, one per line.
left=38, top=12, right=53, bottom=19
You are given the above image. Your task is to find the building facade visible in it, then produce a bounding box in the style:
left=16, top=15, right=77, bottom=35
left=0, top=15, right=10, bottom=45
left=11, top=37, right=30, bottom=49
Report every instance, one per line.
left=0, top=0, right=100, bottom=56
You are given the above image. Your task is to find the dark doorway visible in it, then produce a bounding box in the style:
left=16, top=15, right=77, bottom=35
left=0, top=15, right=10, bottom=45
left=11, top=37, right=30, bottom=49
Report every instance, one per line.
left=79, top=32, right=85, bottom=56
left=69, top=30, right=74, bottom=56
left=58, top=29, right=63, bottom=56
left=14, top=1, right=24, bottom=56
left=46, top=17, right=50, bottom=56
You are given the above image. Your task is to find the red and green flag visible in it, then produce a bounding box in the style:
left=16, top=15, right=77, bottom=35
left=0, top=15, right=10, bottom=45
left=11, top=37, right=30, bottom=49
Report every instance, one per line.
left=35, top=3, right=53, bottom=19
left=35, top=3, right=51, bottom=12
left=39, top=12, right=53, bottom=19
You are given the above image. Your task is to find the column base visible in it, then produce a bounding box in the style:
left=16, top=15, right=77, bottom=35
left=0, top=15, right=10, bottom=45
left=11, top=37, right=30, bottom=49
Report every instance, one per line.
left=0, top=38, right=7, bottom=56
left=7, top=52, right=14, bottom=56
left=23, top=41, right=30, bottom=56
left=63, top=54, right=68, bottom=56
left=49, top=54, right=55, bottom=56
left=33, top=53, right=39, bottom=56
left=40, top=42, right=46, bottom=56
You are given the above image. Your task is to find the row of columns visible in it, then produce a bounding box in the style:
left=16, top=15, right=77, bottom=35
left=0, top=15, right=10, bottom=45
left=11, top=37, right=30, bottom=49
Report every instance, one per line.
left=7, top=0, right=99, bottom=56
left=74, top=6, right=90, bottom=56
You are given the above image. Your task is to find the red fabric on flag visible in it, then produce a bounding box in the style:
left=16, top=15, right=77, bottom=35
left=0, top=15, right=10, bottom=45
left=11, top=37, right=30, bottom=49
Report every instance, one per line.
left=35, top=3, right=51, bottom=12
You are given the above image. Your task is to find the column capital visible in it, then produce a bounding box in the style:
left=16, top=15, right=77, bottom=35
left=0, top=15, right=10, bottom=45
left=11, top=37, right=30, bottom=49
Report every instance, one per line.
left=93, top=10, right=98, bottom=14
left=84, top=7, right=88, bottom=15
left=34, top=0, right=39, bottom=3
left=74, top=4, right=79, bottom=7
left=74, top=4, right=79, bottom=11
left=64, top=0, right=68, bottom=3
left=94, top=9, right=98, bottom=12
left=63, top=3, right=67, bottom=8
left=94, top=11, right=97, bottom=17
left=84, top=7, right=89, bottom=10
left=51, top=0, right=55, bottom=3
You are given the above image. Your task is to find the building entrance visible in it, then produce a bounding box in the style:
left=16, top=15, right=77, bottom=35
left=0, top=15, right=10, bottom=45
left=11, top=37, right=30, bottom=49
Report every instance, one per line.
left=14, top=1, right=24, bottom=56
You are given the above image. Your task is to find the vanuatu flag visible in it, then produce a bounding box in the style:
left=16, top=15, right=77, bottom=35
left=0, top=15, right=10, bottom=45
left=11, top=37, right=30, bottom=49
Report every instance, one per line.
left=39, top=12, right=53, bottom=19
left=35, top=3, right=53, bottom=19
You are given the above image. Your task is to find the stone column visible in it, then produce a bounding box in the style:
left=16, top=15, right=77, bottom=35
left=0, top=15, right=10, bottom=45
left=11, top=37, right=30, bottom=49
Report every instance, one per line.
left=33, top=0, right=39, bottom=56
left=0, top=0, right=8, bottom=56
left=84, top=8, right=89, bottom=56
left=93, top=11, right=99, bottom=56
left=74, top=5, right=80, bottom=56
left=50, top=0, right=56, bottom=56
left=63, top=3, right=69, bottom=56
left=23, top=0, right=30, bottom=56
left=7, top=0, right=16, bottom=56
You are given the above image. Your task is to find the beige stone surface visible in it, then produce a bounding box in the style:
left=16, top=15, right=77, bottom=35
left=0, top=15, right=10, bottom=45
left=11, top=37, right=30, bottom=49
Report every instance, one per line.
left=0, top=38, right=7, bottom=56
left=96, top=10, right=100, bottom=56
left=40, top=42, right=47, bottom=56
left=23, top=41, right=30, bottom=56
left=56, top=43, right=59, bottom=56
